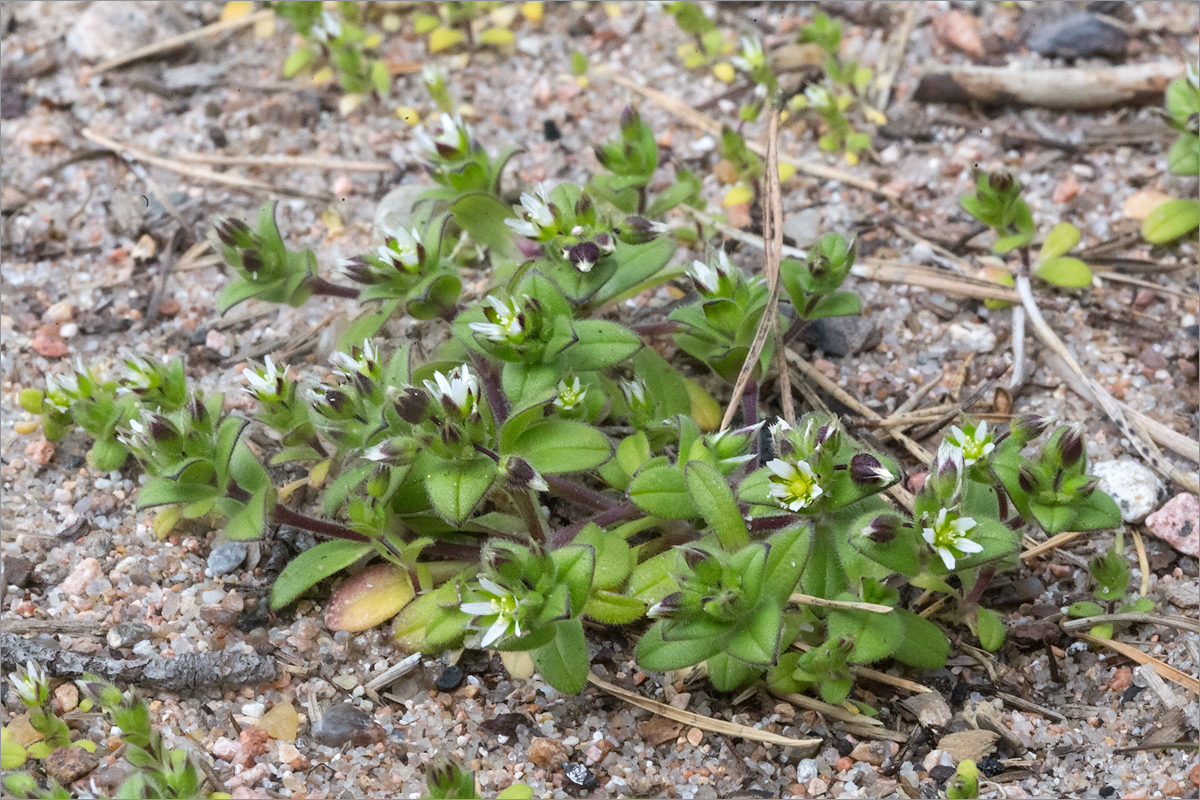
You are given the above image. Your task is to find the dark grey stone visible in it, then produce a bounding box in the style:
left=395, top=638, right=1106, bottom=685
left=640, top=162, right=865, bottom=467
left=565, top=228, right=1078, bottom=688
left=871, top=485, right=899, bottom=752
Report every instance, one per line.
left=801, top=316, right=881, bottom=357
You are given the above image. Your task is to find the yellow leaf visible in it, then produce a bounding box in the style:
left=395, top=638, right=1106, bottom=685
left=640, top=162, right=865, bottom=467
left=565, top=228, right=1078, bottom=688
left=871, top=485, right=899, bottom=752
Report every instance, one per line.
left=777, top=162, right=796, bottom=182
left=0, top=729, right=26, bottom=769
left=220, top=1, right=253, bottom=21
left=429, top=27, right=465, bottom=53
left=864, top=107, right=887, bottom=126
left=521, top=1, right=544, bottom=23
left=322, top=206, right=344, bottom=235
left=73, top=739, right=97, bottom=753
left=723, top=184, right=753, bottom=207
left=325, top=564, right=414, bottom=632
left=153, top=506, right=183, bottom=540
left=256, top=702, right=299, bottom=741
left=479, top=27, right=515, bottom=46
left=6, top=715, right=42, bottom=747
left=683, top=378, right=721, bottom=432
left=13, top=419, right=40, bottom=435
left=309, top=458, right=331, bottom=488
left=501, top=650, right=535, bottom=679
left=844, top=150, right=859, bottom=166
left=576, top=76, right=589, bottom=89
left=712, top=62, right=735, bottom=83
left=363, top=33, right=382, bottom=49
left=604, top=2, right=622, bottom=17
left=414, top=14, right=439, bottom=34
left=677, top=42, right=698, bottom=60
left=395, top=106, right=420, bottom=125
left=311, top=66, right=335, bottom=86
left=253, top=14, right=275, bottom=39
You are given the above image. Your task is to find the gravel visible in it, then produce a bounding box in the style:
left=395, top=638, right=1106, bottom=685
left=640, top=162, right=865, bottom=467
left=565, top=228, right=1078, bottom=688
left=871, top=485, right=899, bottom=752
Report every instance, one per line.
left=2, top=2, right=1197, bottom=799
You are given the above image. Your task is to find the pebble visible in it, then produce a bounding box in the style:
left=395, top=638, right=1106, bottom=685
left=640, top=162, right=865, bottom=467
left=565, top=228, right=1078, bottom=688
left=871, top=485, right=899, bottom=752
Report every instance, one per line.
left=901, top=692, right=952, bottom=727
left=212, top=737, right=239, bottom=762
left=312, top=703, right=385, bottom=748
left=948, top=321, right=997, bottom=353
left=44, top=745, right=99, bottom=785
left=563, top=762, right=599, bottom=789
left=67, top=2, right=160, bottom=61
left=434, top=664, right=465, bottom=692
left=1162, top=579, right=1199, bottom=608
left=43, top=301, right=73, bottom=324
left=53, top=682, right=78, bottom=713
left=107, top=621, right=151, bottom=649
left=1024, top=12, right=1129, bottom=60
left=58, top=558, right=101, bottom=597
left=257, top=701, right=299, bottom=741
left=783, top=207, right=822, bottom=248
left=1144, top=494, right=1199, bottom=557
left=238, top=727, right=271, bottom=764
left=528, top=736, right=568, bottom=767
left=1109, top=667, right=1133, bottom=692
left=1091, top=460, right=1165, bottom=524
left=801, top=316, right=881, bottom=358
left=796, top=758, right=821, bottom=783
left=241, top=702, right=266, bottom=719
left=207, top=541, right=248, bottom=576
left=31, top=326, right=69, bottom=358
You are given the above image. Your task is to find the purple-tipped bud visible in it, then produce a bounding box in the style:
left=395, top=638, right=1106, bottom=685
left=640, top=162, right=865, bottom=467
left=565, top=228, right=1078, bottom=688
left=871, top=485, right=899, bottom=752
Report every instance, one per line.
left=863, top=515, right=900, bottom=544
left=241, top=248, right=264, bottom=275
left=594, top=232, right=615, bottom=253
left=1009, top=413, right=1055, bottom=444
left=148, top=416, right=176, bottom=443
left=618, top=216, right=659, bottom=244
left=574, top=192, right=593, bottom=219
left=647, top=591, right=683, bottom=618
left=1017, top=465, right=1039, bottom=494
left=393, top=387, right=429, bottom=424
left=188, top=396, right=209, bottom=426
left=620, top=105, right=639, bottom=135
left=1056, top=427, right=1084, bottom=468
left=988, top=171, right=1014, bottom=193
left=1077, top=476, right=1100, bottom=498
left=342, top=259, right=375, bottom=285
left=322, top=389, right=349, bottom=414
left=850, top=453, right=894, bottom=485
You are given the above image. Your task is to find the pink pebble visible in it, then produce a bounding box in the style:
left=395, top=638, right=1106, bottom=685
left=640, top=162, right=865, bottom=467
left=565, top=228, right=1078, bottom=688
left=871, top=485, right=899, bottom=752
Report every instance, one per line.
left=1144, top=493, right=1199, bottom=557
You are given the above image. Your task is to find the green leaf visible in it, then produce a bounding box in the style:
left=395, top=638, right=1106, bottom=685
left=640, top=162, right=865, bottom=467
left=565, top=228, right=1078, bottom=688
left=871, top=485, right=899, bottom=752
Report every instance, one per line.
left=574, top=526, right=634, bottom=589
left=635, top=621, right=724, bottom=671
left=136, top=477, right=221, bottom=509
left=583, top=590, right=646, bottom=624
left=628, top=550, right=679, bottom=606
left=684, top=460, right=748, bottom=551
left=508, top=419, right=612, bottom=474
left=1035, top=256, right=1092, bottom=289
left=827, top=606, right=902, bottom=663
left=616, top=432, right=652, bottom=479
left=705, top=652, right=764, bottom=692
left=628, top=465, right=696, bottom=519
left=889, top=608, right=950, bottom=669
left=216, top=276, right=271, bottom=315
left=993, top=231, right=1033, bottom=254
left=530, top=617, right=590, bottom=694
left=1067, top=600, right=1105, bottom=618
left=500, top=362, right=559, bottom=410
left=802, top=291, right=862, bottom=320
left=1072, top=489, right=1122, bottom=531
left=1031, top=501, right=1076, bottom=536
left=976, top=607, right=1005, bottom=652
left=271, top=540, right=374, bottom=609
left=560, top=320, right=642, bottom=370
left=497, top=784, right=535, bottom=800
left=90, top=437, right=128, bottom=472
left=283, top=46, right=315, bottom=77
left=225, top=485, right=273, bottom=541
left=590, top=237, right=677, bottom=306
left=449, top=193, right=517, bottom=257
left=339, top=299, right=400, bottom=353
left=1167, top=135, right=1199, bottom=176
left=1141, top=198, right=1199, bottom=244
left=1038, top=222, right=1081, bottom=261
left=723, top=603, right=783, bottom=667
left=425, top=456, right=498, bottom=524
left=18, top=388, right=43, bottom=414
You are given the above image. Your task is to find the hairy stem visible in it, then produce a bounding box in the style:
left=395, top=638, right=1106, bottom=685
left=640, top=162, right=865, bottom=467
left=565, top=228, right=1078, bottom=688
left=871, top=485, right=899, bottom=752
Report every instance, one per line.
left=544, top=475, right=617, bottom=510
left=511, top=489, right=547, bottom=545
left=747, top=513, right=798, bottom=532
left=550, top=501, right=640, bottom=547
left=470, top=353, right=509, bottom=424
left=228, top=484, right=368, bottom=542
left=310, top=277, right=361, bottom=299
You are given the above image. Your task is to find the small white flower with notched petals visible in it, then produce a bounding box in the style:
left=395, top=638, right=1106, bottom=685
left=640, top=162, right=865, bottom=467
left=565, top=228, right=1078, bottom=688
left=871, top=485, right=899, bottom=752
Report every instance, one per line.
left=423, top=365, right=478, bottom=412
left=944, top=421, right=995, bottom=466
left=378, top=227, right=423, bottom=271
left=243, top=356, right=285, bottom=401
left=731, top=35, right=766, bottom=73
left=687, top=259, right=721, bottom=294
left=766, top=458, right=824, bottom=511
left=553, top=376, right=587, bottom=411
left=330, top=339, right=379, bottom=378
left=468, top=296, right=524, bottom=343
left=460, top=576, right=523, bottom=648
left=505, top=188, right=556, bottom=239
left=921, top=507, right=983, bottom=570
left=8, top=660, right=47, bottom=706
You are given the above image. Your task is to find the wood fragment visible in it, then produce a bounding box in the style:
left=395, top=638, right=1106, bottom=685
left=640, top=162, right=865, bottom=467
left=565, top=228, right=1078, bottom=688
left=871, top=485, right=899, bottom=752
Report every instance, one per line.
left=1074, top=633, right=1199, bottom=695
left=870, top=4, right=919, bottom=110
left=175, top=152, right=399, bottom=173
left=92, top=10, right=274, bottom=74
left=81, top=128, right=332, bottom=202
left=588, top=673, right=822, bottom=749
left=912, top=62, right=1185, bottom=110
left=1021, top=529, right=1088, bottom=561
left=994, top=690, right=1067, bottom=723
left=0, top=632, right=277, bottom=693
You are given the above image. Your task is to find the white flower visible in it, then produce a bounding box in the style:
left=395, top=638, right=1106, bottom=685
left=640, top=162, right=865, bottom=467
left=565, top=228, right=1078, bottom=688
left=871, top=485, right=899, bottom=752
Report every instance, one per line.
left=527, top=471, right=549, bottom=492
left=330, top=339, right=379, bottom=378
left=414, top=112, right=470, bottom=158
left=504, top=188, right=556, bottom=238
left=944, top=421, right=995, bottom=466
left=768, top=417, right=792, bottom=438
left=8, top=660, right=47, bottom=707
left=921, top=507, right=983, bottom=570
left=687, top=259, right=721, bottom=294
left=731, top=35, right=766, bottom=73
left=243, top=356, right=285, bottom=401
left=766, top=458, right=824, bottom=511
left=422, top=64, right=446, bottom=88
left=378, top=227, right=423, bottom=271
left=118, top=355, right=160, bottom=395
left=620, top=376, right=648, bottom=409
left=805, top=83, right=832, bottom=109
left=460, top=576, right=523, bottom=648
left=553, top=377, right=587, bottom=410
left=423, top=365, right=478, bottom=412
left=468, top=295, right=525, bottom=343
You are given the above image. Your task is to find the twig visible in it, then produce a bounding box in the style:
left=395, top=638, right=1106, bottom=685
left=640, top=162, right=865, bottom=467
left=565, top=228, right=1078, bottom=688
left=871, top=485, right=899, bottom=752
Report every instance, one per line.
left=598, top=69, right=900, bottom=201
left=175, top=152, right=399, bottom=173
left=1016, top=275, right=1199, bottom=493
left=145, top=227, right=184, bottom=326
left=588, top=673, right=822, bottom=748
left=870, top=4, right=919, bottom=111
left=1010, top=304, right=1026, bottom=390
left=1021, top=529, right=1088, bottom=561
left=1073, top=633, right=1199, bottom=695
left=789, top=593, right=894, bottom=614
left=721, top=106, right=785, bottom=432
left=91, top=9, right=274, bottom=74
left=81, top=128, right=333, bottom=202
left=993, top=691, right=1067, bottom=723
left=912, top=62, right=1185, bottom=110
left=1061, top=613, right=1199, bottom=634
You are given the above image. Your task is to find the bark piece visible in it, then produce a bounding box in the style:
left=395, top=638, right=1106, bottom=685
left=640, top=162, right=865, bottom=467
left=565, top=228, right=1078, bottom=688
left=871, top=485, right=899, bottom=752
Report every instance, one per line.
left=912, top=62, right=1184, bottom=110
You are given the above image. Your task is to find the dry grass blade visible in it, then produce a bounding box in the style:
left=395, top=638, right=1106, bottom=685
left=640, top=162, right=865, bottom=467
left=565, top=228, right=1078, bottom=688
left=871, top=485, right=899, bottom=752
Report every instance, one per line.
left=1061, top=614, right=1199, bottom=634
left=768, top=689, right=884, bottom=727
left=599, top=69, right=899, bottom=200
left=92, top=9, right=274, bottom=74
left=1021, top=529, right=1087, bottom=561
left=1074, top=633, right=1199, bottom=695
left=789, top=593, right=894, bottom=614
left=870, top=4, right=920, bottom=111
left=81, top=128, right=333, bottom=202
left=587, top=673, right=822, bottom=748
left=1130, top=529, right=1151, bottom=597
left=175, top=152, right=398, bottom=172
left=721, top=106, right=786, bottom=431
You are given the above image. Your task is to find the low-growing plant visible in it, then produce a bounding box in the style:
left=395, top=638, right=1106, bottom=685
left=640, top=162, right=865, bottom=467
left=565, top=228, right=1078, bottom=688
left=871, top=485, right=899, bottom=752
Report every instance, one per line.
left=1142, top=63, right=1199, bottom=244
left=275, top=1, right=391, bottom=113
left=19, top=74, right=1123, bottom=705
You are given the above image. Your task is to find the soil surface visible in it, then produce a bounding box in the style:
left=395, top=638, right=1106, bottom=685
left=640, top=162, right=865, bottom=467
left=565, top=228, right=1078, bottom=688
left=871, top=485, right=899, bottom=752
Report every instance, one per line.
left=1, top=2, right=1197, bottom=798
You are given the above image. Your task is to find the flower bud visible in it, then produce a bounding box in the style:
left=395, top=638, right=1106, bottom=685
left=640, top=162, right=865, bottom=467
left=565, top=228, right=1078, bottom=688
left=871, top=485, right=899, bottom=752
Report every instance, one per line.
left=850, top=453, right=894, bottom=485
left=241, top=248, right=264, bottom=275
left=1055, top=426, right=1084, bottom=468
left=988, top=171, right=1014, bottom=194
left=647, top=591, right=683, bottom=618
left=1017, top=464, right=1039, bottom=494
left=1009, top=413, right=1056, bottom=444
left=862, top=515, right=900, bottom=544
left=501, top=455, right=548, bottom=493
left=391, top=386, right=429, bottom=424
